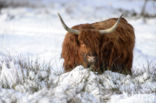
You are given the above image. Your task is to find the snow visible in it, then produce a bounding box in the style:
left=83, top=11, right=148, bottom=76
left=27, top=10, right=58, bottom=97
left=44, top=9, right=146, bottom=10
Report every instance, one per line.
left=0, top=61, right=23, bottom=88
left=0, top=64, right=155, bottom=103
left=109, top=94, right=156, bottom=103
left=0, top=0, right=156, bottom=103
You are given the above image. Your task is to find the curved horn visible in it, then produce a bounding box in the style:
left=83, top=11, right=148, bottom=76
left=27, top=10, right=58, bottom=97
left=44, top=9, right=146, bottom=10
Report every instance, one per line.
left=58, top=13, right=80, bottom=35
left=99, top=14, right=123, bottom=34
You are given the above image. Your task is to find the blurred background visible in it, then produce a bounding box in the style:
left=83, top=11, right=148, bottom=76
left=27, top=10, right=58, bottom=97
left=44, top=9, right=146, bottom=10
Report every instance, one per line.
left=0, top=0, right=156, bottom=19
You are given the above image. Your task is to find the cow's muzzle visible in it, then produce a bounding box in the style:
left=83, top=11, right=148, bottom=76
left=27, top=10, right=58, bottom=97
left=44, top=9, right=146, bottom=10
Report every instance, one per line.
left=82, top=54, right=97, bottom=69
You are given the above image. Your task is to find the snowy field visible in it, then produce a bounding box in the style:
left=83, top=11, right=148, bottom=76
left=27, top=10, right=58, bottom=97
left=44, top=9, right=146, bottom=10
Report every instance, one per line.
left=0, top=0, right=156, bottom=103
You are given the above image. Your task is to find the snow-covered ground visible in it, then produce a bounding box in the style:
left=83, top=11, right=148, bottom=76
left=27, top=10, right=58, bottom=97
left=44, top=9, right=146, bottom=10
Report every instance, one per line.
left=0, top=0, right=156, bottom=103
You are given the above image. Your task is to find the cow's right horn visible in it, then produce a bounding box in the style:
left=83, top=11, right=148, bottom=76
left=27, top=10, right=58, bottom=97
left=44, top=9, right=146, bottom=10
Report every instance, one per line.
left=99, top=14, right=123, bottom=34
left=58, top=13, right=80, bottom=35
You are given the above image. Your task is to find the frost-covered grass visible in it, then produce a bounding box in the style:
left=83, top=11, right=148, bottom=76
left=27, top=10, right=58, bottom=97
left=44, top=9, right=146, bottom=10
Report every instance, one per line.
left=0, top=56, right=63, bottom=92
left=0, top=57, right=156, bottom=103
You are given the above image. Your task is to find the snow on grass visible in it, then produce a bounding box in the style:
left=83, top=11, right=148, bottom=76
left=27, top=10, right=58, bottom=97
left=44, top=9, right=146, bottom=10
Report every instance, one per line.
left=0, top=59, right=156, bottom=103
left=109, top=94, right=156, bottom=103
left=0, top=61, right=23, bottom=88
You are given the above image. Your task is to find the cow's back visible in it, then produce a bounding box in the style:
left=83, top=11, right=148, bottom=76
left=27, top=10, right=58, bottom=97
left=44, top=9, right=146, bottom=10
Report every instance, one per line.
left=92, top=18, right=135, bottom=74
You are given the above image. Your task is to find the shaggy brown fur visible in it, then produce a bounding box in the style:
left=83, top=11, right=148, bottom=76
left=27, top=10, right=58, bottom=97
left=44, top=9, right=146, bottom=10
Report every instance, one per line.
left=61, top=17, right=135, bottom=74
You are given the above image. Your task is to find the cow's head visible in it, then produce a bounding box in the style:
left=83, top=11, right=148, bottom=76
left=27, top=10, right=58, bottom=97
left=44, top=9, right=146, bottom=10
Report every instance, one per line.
left=58, top=13, right=122, bottom=70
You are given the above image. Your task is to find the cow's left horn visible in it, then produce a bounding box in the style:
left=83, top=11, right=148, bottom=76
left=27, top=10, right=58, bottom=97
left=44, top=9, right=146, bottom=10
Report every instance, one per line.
left=99, top=14, right=123, bottom=34
left=58, top=13, right=80, bottom=35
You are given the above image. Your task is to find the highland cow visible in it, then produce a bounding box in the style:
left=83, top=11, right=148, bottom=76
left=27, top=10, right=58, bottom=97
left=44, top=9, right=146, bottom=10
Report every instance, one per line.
left=58, top=13, right=135, bottom=74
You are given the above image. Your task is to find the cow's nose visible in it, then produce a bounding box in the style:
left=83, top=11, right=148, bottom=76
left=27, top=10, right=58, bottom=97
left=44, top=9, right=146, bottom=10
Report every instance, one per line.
left=87, top=56, right=95, bottom=63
